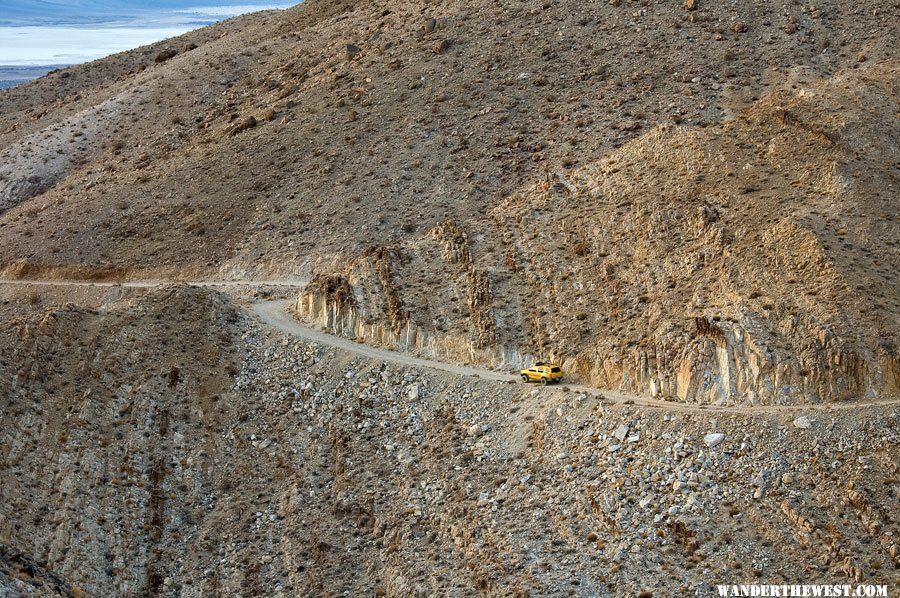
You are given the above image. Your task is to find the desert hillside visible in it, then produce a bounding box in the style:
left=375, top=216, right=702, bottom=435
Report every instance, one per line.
left=2, top=0, right=896, bottom=271
left=0, top=0, right=898, bottom=595
left=1, top=284, right=897, bottom=596
left=1, top=0, right=898, bottom=406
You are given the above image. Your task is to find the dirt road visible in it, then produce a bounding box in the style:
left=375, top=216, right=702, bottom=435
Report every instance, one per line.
left=3, top=279, right=897, bottom=415
left=252, top=299, right=899, bottom=415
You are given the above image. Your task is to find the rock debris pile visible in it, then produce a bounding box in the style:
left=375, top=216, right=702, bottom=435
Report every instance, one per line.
left=2, top=287, right=894, bottom=595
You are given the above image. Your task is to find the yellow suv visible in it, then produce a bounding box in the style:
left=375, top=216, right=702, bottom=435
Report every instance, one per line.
left=520, top=362, right=563, bottom=385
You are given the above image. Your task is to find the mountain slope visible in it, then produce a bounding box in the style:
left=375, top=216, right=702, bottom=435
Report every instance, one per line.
left=1, top=284, right=897, bottom=595
left=0, top=0, right=897, bottom=404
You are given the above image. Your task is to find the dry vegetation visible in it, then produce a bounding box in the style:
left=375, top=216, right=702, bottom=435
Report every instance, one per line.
left=1, top=286, right=897, bottom=596
left=1, top=0, right=896, bottom=406
left=0, top=0, right=898, bottom=594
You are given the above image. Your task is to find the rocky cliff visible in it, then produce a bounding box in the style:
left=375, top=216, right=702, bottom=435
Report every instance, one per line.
left=295, top=235, right=535, bottom=368
left=295, top=61, right=899, bottom=405
left=0, top=0, right=896, bottom=403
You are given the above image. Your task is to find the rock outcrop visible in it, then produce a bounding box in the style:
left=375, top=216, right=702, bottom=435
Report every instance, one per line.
left=296, top=62, right=900, bottom=405
left=0, top=544, right=75, bottom=597
left=295, top=236, right=532, bottom=369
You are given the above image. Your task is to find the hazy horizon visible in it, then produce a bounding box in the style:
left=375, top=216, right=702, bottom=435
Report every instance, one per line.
left=0, top=2, right=295, bottom=76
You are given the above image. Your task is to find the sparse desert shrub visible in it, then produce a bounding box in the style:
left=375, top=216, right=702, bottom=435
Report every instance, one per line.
left=229, top=115, right=257, bottom=136
left=155, top=48, right=178, bottom=63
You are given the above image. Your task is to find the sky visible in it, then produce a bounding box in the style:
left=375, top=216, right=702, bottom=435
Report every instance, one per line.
left=0, top=2, right=296, bottom=66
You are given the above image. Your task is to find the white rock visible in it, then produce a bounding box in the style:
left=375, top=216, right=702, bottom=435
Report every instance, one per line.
left=704, top=433, right=725, bottom=448
left=614, top=424, right=629, bottom=442
left=793, top=416, right=812, bottom=429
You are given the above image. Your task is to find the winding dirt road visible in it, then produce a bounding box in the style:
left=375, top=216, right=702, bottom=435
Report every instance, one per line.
left=252, top=299, right=900, bottom=416
left=3, top=279, right=898, bottom=415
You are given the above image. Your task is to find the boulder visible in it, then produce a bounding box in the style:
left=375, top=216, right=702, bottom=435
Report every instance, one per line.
left=793, top=416, right=812, bottom=429
left=703, top=433, right=725, bottom=448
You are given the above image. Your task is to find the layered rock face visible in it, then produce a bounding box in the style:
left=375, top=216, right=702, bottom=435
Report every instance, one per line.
left=295, top=236, right=535, bottom=369
left=486, top=64, right=899, bottom=405
left=296, top=63, right=899, bottom=406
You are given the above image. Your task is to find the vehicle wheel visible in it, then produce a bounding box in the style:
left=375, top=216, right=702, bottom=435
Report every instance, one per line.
left=521, top=374, right=529, bottom=382
left=540, top=377, right=548, bottom=386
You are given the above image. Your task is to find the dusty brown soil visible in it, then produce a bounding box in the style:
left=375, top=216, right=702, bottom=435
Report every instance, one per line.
left=3, top=0, right=896, bottom=406
left=0, top=0, right=898, bottom=594
left=0, top=285, right=896, bottom=596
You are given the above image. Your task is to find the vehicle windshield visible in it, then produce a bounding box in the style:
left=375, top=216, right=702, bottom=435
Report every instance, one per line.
left=551, top=367, right=561, bottom=372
